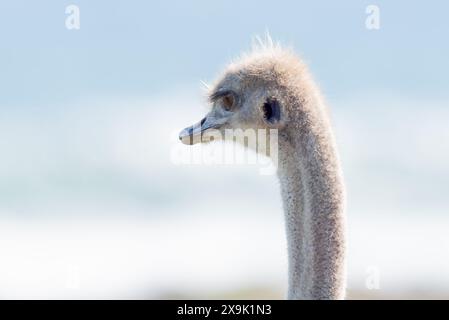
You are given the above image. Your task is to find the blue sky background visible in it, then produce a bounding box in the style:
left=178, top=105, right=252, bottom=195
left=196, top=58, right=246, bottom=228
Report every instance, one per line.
left=0, top=1, right=449, bottom=298
left=1, top=0, right=448, bottom=106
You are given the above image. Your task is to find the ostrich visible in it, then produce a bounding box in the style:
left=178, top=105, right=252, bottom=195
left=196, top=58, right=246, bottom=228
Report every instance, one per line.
left=179, top=38, right=346, bottom=300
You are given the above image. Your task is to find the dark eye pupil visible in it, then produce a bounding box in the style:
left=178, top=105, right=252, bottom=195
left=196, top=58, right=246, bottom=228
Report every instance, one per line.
left=223, top=95, right=234, bottom=110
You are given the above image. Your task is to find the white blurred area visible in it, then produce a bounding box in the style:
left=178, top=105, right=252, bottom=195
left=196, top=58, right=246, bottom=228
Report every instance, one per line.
left=1, top=91, right=449, bottom=299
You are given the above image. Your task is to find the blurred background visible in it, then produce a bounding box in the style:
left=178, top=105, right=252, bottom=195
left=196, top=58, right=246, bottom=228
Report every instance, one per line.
left=0, top=0, right=449, bottom=299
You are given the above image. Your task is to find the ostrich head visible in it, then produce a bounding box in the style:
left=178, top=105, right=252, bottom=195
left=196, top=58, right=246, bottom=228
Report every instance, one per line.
left=179, top=40, right=312, bottom=152
left=178, top=38, right=346, bottom=300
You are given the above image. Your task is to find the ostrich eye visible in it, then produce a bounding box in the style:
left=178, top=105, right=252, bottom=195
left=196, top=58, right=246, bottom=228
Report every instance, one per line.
left=262, top=97, right=281, bottom=124
left=222, top=93, right=235, bottom=111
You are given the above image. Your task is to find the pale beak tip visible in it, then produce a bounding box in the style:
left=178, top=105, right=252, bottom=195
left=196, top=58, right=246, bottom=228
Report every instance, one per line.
left=179, top=128, right=194, bottom=145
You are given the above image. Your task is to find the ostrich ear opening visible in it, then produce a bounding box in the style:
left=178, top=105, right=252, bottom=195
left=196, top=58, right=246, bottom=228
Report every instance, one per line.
left=262, top=97, right=281, bottom=125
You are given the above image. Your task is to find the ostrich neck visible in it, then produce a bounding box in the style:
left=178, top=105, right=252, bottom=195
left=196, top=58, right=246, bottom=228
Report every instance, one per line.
left=277, top=108, right=346, bottom=300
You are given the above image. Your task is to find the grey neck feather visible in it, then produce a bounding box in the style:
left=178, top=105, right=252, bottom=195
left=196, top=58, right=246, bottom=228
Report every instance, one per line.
left=276, top=102, right=346, bottom=300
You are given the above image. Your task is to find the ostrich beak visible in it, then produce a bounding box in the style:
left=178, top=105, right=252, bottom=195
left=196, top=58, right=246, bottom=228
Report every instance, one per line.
left=179, top=114, right=226, bottom=145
